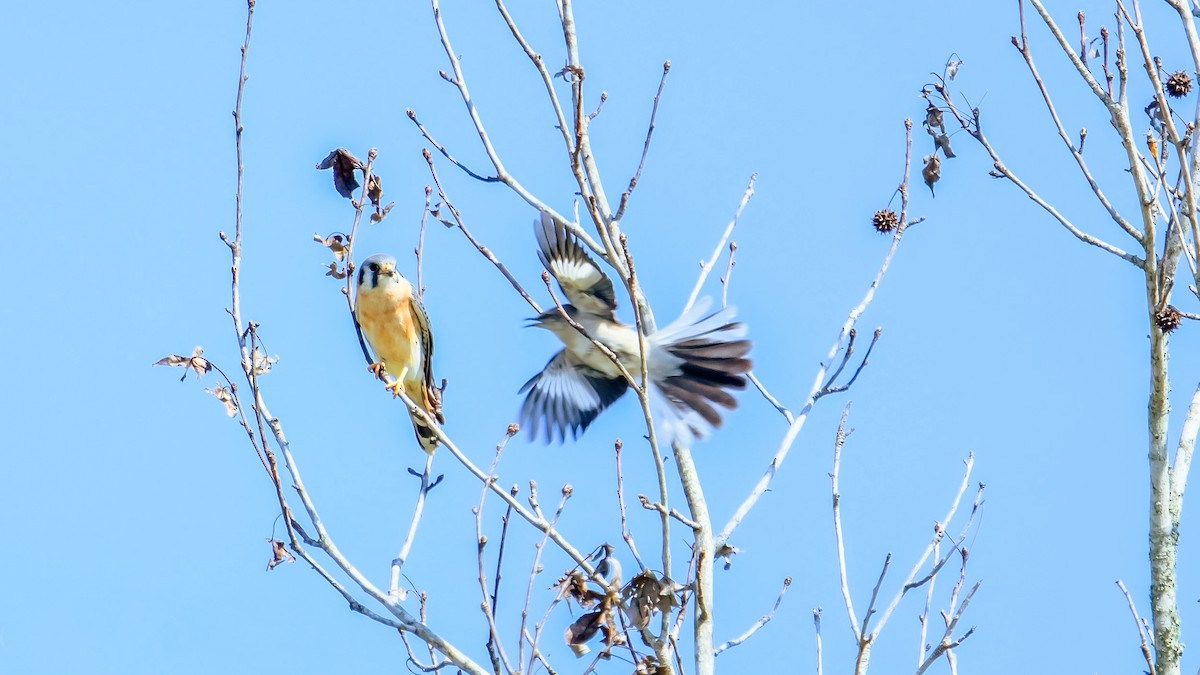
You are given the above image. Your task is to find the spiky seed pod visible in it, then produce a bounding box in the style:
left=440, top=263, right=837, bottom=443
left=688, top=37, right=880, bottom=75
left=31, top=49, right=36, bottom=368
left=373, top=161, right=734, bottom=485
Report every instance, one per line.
left=1156, top=305, right=1183, bottom=333
left=872, top=209, right=899, bottom=234
left=1167, top=70, right=1193, bottom=98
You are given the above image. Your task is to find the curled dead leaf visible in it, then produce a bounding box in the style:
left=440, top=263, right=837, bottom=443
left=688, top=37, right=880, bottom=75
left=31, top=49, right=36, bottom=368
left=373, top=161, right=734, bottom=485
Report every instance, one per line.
left=313, top=232, right=349, bottom=262
left=205, top=385, right=238, bottom=417
left=554, top=570, right=604, bottom=608
left=266, top=538, right=295, bottom=571
left=945, top=55, right=963, bottom=80
left=325, top=262, right=348, bottom=279
left=367, top=174, right=383, bottom=207
left=621, top=570, right=678, bottom=629
left=564, top=611, right=604, bottom=657
left=154, top=346, right=212, bottom=381
left=251, top=347, right=277, bottom=376
left=934, top=133, right=955, bottom=158
left=370, top=202, right=395, bottom=223
left=316, top=148, right=362, bottom=199
left=922, top=153, right=942, bottom=197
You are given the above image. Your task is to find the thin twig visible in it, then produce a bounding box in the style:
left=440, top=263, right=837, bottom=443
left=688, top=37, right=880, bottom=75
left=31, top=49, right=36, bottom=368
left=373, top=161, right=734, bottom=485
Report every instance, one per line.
left=683, top=175, right=756, bottom=314
left=720, top=242, right=737, bottom=309
left=816, top=328, right=882, bottom=401
left=747, top=372, right=794, bottom=423
left=830, top=403, right=860, bottom=640
left=814, top=607, right=824, bottom=675
left=918, top=537, right=940, bottom=668
left=713, top=577, right=791, bottom=655
left=716, top=120, right=915, bottom=551
left=390, top=452, right=439, bottom=601
left=518, top=486, right=570, bottom=673
left=1012, top=9, right=1142, bottom=242
left=407, top=110, right=498, bottom=182
left=477, top=426, right=519, bottom=674
left=426, top=0, right=609, bottom=260
left=860, top=554, right=892, bottom=638
left=424, top=150, right=543, bottom=314
left=614, top=440, right=648, bottom=572
left=416, top=185, right=432, bottom=296
left=1116, top=579, right=1157, bottom=675
left=870, top=455, right=976, bottom=637
left=614, top=61, right=672, bottom=222
left=914, top=582, right=980, bottom=674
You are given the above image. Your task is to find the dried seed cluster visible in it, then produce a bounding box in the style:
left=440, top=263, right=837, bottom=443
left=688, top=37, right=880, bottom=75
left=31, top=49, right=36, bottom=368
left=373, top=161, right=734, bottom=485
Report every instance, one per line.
left=1156, top=305, right=1183, bottom=333
left=1167, top=70, right=1193, bottom=98
left=872, top=209, right=899, bottom=234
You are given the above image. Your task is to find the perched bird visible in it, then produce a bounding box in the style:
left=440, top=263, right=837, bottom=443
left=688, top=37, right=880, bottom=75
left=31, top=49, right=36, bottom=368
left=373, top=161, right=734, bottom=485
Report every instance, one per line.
left=520, top=212, right=751, bottom=445
left=354, top=254, right=444, bottom=453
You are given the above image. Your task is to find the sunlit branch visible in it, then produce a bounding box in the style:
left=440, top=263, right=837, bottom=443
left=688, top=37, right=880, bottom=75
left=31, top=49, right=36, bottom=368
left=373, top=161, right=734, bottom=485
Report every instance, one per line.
left=683, top=175, right=756, bottom=314
left=716, top=121, right=915, bottom=551
left=614, top=61, right=672, bottom=222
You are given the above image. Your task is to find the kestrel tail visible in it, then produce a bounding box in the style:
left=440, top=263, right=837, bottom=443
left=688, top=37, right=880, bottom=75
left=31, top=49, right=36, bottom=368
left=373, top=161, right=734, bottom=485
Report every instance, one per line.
left=520, top=212, right=751, bottom=446
left=354, top=254, right=444, bottom=453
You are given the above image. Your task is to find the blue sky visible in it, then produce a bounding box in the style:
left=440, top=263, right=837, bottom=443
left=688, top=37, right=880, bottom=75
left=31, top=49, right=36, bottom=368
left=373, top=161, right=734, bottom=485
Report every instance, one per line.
left=3, top=0, right=1196, bottom=672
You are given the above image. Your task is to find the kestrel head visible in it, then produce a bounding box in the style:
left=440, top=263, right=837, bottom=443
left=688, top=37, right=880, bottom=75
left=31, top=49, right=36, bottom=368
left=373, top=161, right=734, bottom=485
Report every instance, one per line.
left=358, top=254, right=402, bottom=291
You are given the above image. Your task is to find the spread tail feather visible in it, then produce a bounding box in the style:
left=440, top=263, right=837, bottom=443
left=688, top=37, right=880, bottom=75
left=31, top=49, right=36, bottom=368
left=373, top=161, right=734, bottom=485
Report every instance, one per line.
left=649, top=299, right=752, bottom=445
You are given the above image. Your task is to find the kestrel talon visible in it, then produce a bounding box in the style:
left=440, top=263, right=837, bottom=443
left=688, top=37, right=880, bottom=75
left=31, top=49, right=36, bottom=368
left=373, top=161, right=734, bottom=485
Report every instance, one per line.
left=520, top=212, right=751, bottom=446
left=354, top=254, right=444, bottom=453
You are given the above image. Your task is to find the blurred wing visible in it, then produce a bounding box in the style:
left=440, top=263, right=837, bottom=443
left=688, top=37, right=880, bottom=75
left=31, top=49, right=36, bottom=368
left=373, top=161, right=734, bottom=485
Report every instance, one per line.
left=520, top=350, right=627, bottom=443
left=534, top=211, right=616, bottom=316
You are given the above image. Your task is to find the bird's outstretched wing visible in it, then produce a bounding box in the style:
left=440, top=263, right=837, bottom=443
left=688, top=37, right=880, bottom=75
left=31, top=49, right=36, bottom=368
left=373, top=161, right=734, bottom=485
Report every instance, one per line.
left=534, top=212, right=616, bottom=317
left=519, top=349, right=628, bottom=443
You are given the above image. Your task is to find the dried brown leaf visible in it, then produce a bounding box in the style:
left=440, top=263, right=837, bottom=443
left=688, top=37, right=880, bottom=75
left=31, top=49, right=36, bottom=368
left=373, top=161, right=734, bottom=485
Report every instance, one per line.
left=370, top=202, right=395, bottom=223
left=266, top=538, right=295, bottom=570
left=945, top=55, right=963, bottom=80
left=367, top=174, right=383, bottom=207
left=251, top=347, right=277, bottom=376
left=934, top=133, right=955, bottom=158
left=565, top=611, right=604, bottom=656
left=205, top=384, right=237, bottom=417
left=922, top=153, right=942, bottom=197
left=154, top=346, right=212, bottom=381
left=325, top=262, right=348, bottom=279
left=313, top=232, right=349, bottom=262
left=621, top=570, right=678, bottom=629
left=554, top=570, right=604, bottom=608
left=316, top=148, right=362, bottom=199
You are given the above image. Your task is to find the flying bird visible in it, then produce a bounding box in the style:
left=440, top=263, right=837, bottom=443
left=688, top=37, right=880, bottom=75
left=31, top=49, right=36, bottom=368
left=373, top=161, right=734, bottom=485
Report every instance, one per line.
left=354, top=254, right=444, bottom=453
left=520, top=212, right=751, bottom=445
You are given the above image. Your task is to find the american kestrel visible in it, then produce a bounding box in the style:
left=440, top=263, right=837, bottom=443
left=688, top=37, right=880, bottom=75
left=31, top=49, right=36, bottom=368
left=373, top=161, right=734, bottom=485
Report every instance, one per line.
left=354, top=254, right=443, bottom=453
left=520, top=213, right=751, bottom=445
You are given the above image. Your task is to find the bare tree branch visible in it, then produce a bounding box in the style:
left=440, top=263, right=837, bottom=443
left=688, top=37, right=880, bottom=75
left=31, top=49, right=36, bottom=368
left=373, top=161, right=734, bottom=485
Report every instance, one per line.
left=716, top=121, right=915, bottom=551
left=1117, top=579, right=1157, bottom=675
left=684, top=175, right=756, bottom=314
left=614, top=61, right=672, bottom=222
left=713, top=577, right=791, bottom=655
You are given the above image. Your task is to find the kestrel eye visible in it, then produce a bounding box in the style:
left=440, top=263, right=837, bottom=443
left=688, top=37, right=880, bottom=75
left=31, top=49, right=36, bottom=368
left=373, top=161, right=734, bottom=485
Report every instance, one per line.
left=368, top=262, right=380, bottom=272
